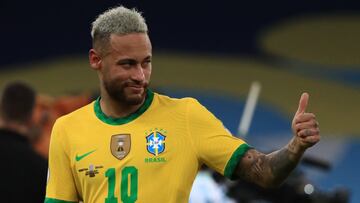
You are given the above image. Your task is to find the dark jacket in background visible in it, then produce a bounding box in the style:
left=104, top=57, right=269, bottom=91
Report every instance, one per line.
left=0, top=129, right=47, bottom=203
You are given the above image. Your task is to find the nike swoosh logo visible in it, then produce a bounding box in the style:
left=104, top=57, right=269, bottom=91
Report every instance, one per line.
left=75, top=149, right=96, bottom=162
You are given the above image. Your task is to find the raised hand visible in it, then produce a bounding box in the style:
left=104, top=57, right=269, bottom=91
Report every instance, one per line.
left=292, top=93, right=320, bottom=150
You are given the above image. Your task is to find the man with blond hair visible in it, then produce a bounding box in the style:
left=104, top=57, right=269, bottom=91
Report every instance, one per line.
left=45, top=6, right=320, bottom=203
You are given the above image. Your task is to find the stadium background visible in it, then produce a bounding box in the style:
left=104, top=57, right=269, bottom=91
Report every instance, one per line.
left=0, top=0, right=359, bottom=202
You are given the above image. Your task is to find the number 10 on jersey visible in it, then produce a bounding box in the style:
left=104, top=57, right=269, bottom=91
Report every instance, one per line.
left=105, top=166, right=138, bottom=203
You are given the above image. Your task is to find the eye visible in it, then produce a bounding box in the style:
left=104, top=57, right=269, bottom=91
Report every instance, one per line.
left=142, top=58, right=152, bottom=67
left=117, top=59, right=136, bottom=68
left=119, top=62, right=131, bottom=67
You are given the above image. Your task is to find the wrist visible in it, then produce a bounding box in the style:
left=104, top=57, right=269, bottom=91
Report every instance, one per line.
left=286, top=137, right=306, bottom=160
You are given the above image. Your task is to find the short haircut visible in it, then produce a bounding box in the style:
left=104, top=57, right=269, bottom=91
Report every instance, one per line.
left=91, top=6, right=148, bottom=54
left=0, top=82, right=36, bottom=123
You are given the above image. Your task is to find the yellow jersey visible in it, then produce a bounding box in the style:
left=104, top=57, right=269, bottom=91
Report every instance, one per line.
left=45, top=90, right=250, bottom=203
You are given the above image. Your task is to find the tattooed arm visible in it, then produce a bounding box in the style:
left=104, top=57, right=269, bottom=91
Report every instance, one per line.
left=235, top=137, right=306, bottom=188
left=235, top=93, right=320, bottom=188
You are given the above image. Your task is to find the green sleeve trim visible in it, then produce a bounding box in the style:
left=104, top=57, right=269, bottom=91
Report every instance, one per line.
left=224, top=143, right=252, bottom=180
left=45, top=197, right=78, bottom=203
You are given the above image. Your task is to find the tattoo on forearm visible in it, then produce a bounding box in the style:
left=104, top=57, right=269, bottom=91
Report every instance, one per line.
left=237, top=150, right=270, bottom=184
left=270, top=139, right=304, bottom=182
left=268, top=148, right=298, bottom=185
left=237, top=140, right=303, bottom=187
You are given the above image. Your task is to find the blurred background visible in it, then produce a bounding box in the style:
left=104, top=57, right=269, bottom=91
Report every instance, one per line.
left=0, top=0, right=359, bottom=202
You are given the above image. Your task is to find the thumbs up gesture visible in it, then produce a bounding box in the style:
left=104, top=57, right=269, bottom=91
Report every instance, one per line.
left=292, top=93, right=320, bottom=150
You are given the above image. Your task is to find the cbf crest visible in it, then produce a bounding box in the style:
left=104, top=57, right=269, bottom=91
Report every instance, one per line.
left=110, top=134, right=131, bottom=160
left=146, top=129, right=166, bottom=156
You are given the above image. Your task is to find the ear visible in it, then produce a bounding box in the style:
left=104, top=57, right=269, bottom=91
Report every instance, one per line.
left=89, top=49, right=102, bottom=70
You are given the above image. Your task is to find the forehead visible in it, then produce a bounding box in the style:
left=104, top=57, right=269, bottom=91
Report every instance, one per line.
left=108, top=33, right=152, bottom=58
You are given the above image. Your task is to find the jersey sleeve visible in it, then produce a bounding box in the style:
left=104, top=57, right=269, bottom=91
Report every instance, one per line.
left=45, top=118, right=79, bottom=203
left=186, top=98, right=251, bottom=180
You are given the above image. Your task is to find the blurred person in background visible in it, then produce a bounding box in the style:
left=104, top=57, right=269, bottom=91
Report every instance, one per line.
left=0, top=81, right=47, bottom=203
left=45, top=6, right=320, bottom=203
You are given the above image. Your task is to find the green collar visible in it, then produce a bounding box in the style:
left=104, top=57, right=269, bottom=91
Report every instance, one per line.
left=94, top=90, right=154, bottom=125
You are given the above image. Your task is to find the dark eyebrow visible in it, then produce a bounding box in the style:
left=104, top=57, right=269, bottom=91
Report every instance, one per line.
left=116, top=55, right=152, bottom=65
left=144, top=56, right=152, bottom=61
left=116, top=59, right=137, bottom=65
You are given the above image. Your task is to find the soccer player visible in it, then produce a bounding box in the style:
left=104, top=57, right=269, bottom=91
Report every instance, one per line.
left=45, top=6, right=320, bottom=203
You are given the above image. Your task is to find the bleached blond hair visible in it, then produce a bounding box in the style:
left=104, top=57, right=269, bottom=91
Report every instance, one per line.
left=91, top=6, right=148, bottom=53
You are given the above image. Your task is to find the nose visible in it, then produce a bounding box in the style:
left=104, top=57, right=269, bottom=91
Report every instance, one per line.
left=130, top=64, right=145, bottom=82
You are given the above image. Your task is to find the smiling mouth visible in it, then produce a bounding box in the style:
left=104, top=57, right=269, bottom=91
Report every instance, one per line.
left=126, top=86, right=144, bottom=93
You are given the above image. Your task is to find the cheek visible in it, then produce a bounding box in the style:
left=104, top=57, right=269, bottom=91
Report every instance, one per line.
left=103, top=66, right=126, bottom=81
left=144, top=67, right=152, bottom=81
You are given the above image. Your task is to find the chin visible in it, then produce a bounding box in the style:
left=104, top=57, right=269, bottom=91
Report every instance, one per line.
left=124, top=93, right=146, bottom=105
left=106, top=85, right=147, bottom=105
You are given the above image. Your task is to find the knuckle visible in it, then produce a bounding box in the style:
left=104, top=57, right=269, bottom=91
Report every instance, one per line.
left=312, top=120, right=317, bottom=126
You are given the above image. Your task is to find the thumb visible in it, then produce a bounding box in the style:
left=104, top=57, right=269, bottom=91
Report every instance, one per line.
left=296, top=92, right=309, bottom=115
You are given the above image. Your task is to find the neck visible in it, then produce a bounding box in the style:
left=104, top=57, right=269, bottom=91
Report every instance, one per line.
left=99, top=92, right=145, bottom=119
